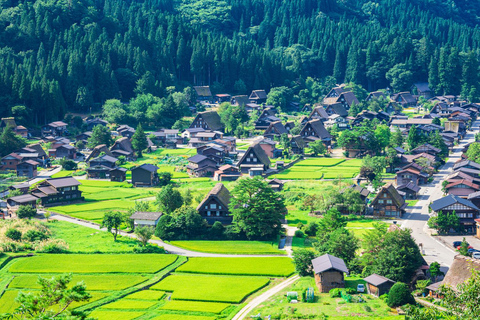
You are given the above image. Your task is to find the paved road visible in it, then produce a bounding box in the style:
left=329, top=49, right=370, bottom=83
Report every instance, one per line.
left=28, top=166, right=62, bottom=185
left=51, top=213, right=293, bottom=258
left=402, top=120, right=480, bottom=269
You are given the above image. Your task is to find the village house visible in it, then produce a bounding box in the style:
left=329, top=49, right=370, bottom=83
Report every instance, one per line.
left=411, top=83, right=433, bottom=99
left=264, top=121, right=288, bottom=139
left=299, top=119, right=332, bottom=146
left=254, top=108, right=280, bottom=130
left=76, top=131, right=92, bottom=145
left=16, top=160, right=39, bottom=178
left=396, top=182, right=421, bottom=200
left=131, top=163, right=159, bottom=187
left=31, top=177, right=83, bottom=206
left=187, top=154, right=218, bottom=177
left=214, top=165, right=241, bottom=181
left=49, top=144, right=76, bottom=160
left=370, top=183, right=407, bottom=217
left=110, top=137, right=135, bottom=159
left=390, top=118, right=432, bottom=133
left=312, top=254, right=348, bottom=293
left=324, top=103, right=348, bottom=117
left=129, top=211, right=163, bottom=229
left=117, top=125, right=135, bottom=138
left=267, top=178, right=284, bottom=192
left=411, top=144, right=442, bottom=158
left=256, top=139, right=281, bottom=158
left=151, top=129, right=181, bottom=147
left=0, top=153, right=23, bottom=171
left=237, top=143, right=271, bottom=174
left=194, top=86, right=212, bottom=102
left=308, top=105, right=329, bottom=121
left=87, top=155, right=118, bottom=179
left=108, top=167, right=127, bottom=182
left=323, top=86, right=346, bottom=104
left=42, top=121, right=68, bottom=137
left=365, top=91, right=387, bottom=102
left=395, top=164, right=429, bottom=186
left=215, top=93, right=231, bottom=104
left=430, top=195, right=479, bottom=233
left=189, top=111, right=224, bottom=132
left=85, top=118, right=108, bottom=131
left=249, top=90, right=268, bottom=104
left=391, top=92, right=416, bottom=108
left=290, top=135, right=306, bottom=155
left=1, top=117, right=28, bottom=138
left=85, top=144, right=114, bottom=162
left=6, top=194, right=39, bottom=210
left=445, top=179, right=480, bottom=197
left=230, top=95, right=250, bottom=107
left=363, top=274, right=396, bottom=297
left=196, top=145, right=225, bottom=164
left=197, top=183, right=232, bottom=224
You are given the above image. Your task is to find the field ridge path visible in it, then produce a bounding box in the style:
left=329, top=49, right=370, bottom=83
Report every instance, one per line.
left=232, top=275, right=300, bottom=320
left=49, top=212, right=291, bottom=258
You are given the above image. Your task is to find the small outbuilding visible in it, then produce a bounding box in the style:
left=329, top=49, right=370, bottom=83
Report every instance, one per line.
left=312, top=254, right=348, bottom=293
left=129, top=211, right=163, bottom=228
left=363, top=274, right=396, bottom=297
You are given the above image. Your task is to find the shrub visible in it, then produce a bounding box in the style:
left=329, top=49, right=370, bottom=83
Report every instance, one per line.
left=329, top=288, right=342, bottom=298
left=303, top=221, right=319, bottom=237
left=34, top=239, right=69, bottom=253
left=23, top=230, right=49, bottom=242
left=379, top=294, right=388, bottom=300
left=364, top=305, right=372, bottom=312
left=133, top=244, right=165, bottom=253
left=6, top=228, right=22, bottom=241
left=387, top=282, right=415, bottom=307
left=294, top=230, right=305, bottom=238
left=297, top=222, right=304, bottom=229
left=345, top=287, right=356, bottom=294
left=59, top=158, right=78, bottom=170
left=16, top=205, right=37, bottom=219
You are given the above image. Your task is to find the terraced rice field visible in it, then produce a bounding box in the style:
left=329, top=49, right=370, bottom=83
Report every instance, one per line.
left=273, top=158, right=362, bottom=180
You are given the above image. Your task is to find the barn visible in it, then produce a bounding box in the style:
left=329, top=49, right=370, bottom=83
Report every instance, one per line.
left=311, top=254, right=348, bottom=293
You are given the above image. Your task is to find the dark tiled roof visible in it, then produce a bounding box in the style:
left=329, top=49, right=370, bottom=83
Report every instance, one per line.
left=364, top=274, right=395, bottom=287
left=133, top=163, right=159, bottom=173
left=8, top=194, right=38, bottom=203
left=188, top=154, right=209, bottom=164
left=397, top=182, right=421, bottom=193
left=341, top=184, right=370, bottom=197
left=312, top=254, right=348, bottom=274
left=430, top=194, right=479, bottom=211
left=46, top=177, right=81, bottom=188
left=453, top=160, right=480, bottom=171
left=129, top=211, right=163, bottom=220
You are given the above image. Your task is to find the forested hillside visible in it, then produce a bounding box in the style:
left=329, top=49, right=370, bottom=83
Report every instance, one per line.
left=1, top=0, right=480, bottom=124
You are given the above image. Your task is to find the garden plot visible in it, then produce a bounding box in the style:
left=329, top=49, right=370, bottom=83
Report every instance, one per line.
left=176, top=257, right=294, bottom=277
left=159, top=300, right=230, bottom=314
left=9, top=254, right=177, bottom=273
left=168, top=240, right=285, bottom=255
left=150, top=274, right=270, bottom=303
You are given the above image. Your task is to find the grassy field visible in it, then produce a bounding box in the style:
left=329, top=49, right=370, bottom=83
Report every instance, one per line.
left=124, top=290, right=165, bottom=300
left=176, top=257, right=294, bottom=277
left=100, top=299, right=158, bottom=310
left=48, top=221, right=139, bottom=252
left=273, top=158, right=362, bottom=180
left=9, top=254, right=177, bottom=273
left=89, top=310, right=145, bottom=320
left=248, top=277, right=401, bottom=319
left=168, top=240, right=286, bottom=255
left=151, top=274, right=270, bottom=303
left=159, top=300, right=230, bottom=314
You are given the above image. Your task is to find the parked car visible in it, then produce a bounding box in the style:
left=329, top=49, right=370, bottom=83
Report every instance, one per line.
left=357, top=284, right=365, bottom=293
left=453, top=241, right=463, bottom=248
left=468, top=248, right=479, bottom=254
left=473, top=252, right=480, bottom=259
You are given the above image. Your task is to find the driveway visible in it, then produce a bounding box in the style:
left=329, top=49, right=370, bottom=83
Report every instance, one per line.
left=402, top=120, right=480, bottom=269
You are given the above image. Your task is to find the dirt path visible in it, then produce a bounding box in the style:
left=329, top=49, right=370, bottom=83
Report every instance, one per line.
left=232, top=275, right=300, bottom=320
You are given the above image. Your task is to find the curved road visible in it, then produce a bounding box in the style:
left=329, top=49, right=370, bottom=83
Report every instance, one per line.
left=402, top=120, right=480, bottom=269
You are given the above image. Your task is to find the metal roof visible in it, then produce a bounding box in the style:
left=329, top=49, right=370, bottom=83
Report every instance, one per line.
left=311, top=254, right=348, bottom=274
left=129, top=211, right=163, bottom=221
left=364, top=274, right=395, bottom=287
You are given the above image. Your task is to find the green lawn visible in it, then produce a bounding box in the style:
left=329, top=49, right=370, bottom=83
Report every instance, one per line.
left=176, top=257, right=294, bottom=277
left=151, top=274, right=270, bottom=303
left=51, top=170, right=75, bottom=178
left=9, top=254, right=177, bottom=273
left=406, top=199, right=419, bottom=207
left=248, top=277, right=401, bottom=319
left=159, top=300, right=230, bottom=314
left=168, top=240, right=286, bottom=255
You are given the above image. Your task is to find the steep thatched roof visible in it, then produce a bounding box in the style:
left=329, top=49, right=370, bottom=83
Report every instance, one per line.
left=196, top=111, right=223, bottom=131
left=443, top=255, right=480, bottom=291
left=238, top=143, right=271, bottom=167
left=371, top=183, right=406, bottom=209
left=194, top=86, right=212, bottom=97
left=196, top=183, right=231, bottom=211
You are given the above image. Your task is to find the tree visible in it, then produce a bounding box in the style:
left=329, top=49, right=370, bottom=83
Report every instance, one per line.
left=360, top=155, right=387, bottom=182
left=103, top=99, right=129, bottom=124
left=429, top=261, right=444, bottom=282
left=87, top=124, right=112, bottom=148
left=101, top=211, right=124, bottom=241
left=134, top=226, right=154, bottom=246
left=230, top=177, right=286, bottom=240
left=217, top=102, right=248, bottom=134
left=172, top=119, right=191, bottom=132
left=407, top=125, right=420, bottom=150
left=156, top=185, right=183, bottom=214
left=389, top=127, right=404, bottom=148
left=0, top=126, right=27, bottom=157
left=292, top=249, right=316, bottom=277
left=466, top=142, right=480, bottom=163
left=154, top=207, right=207, bottom=240
left=7, top=273, right=91, bottom=319
left=459, top=237, right=470, bottom=256
left=131, top=123, right=148, bottom=157
left=16, top=205, right=37, bottom=219
left=158, top=172, right=172, bottom=187
left=6, top=228, right=22, bottom=241
left=303, top=194, right=319, bottom=213
left=266, top=86, right=294, bottom=112
left=386, top=63, right=413, bottom=92
left=374, top=124, right=391, bottom=152
left=310, top=140, right=327, bottom=156
left=59, top=158, right=78, bottom=171
left=314, top=228, right=358, bottom=268
left=387, top=282, right=415, bottom=307
left=364, top=228, right=423, bottom=283
left=431, top=211, right=462, bottom=234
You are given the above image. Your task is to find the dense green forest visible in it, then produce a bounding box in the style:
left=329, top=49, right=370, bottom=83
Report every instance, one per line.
left=1, top=0, right=480, bottom=124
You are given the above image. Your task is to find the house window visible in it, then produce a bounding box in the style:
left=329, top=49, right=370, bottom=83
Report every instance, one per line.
left=207, top=211, right=211, bottom=216
left=383, top=193, right=387, bottom=198
left=253, top=158, right=257, bottom=162
left=216, top=211, right=220, bottom=216
left=205, top=205, right=208, bottom=209
left=247, top=158, right=251, bottom=162
left=378, top=200, right=384, bottom=204
left=387, top=200, right=392, bottom=204
left=211, top=203, right=217, bottom=209
left=219, top=205, right=222, bottom=209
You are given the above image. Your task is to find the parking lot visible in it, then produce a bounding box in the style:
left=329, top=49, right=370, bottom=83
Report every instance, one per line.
left=437, top=234, right=480, bottom=255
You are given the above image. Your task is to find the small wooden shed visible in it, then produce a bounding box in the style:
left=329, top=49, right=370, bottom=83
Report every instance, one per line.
left=312, top=254, right=348, bottom=293
left=363, top=274, right=396, bottom=297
